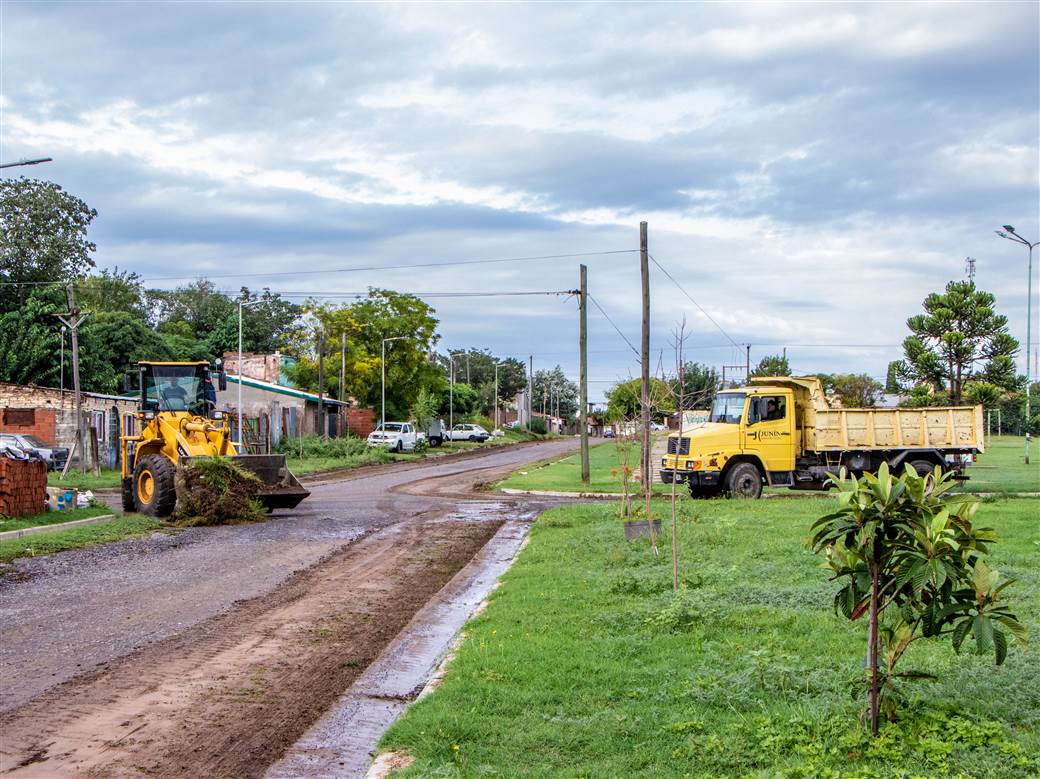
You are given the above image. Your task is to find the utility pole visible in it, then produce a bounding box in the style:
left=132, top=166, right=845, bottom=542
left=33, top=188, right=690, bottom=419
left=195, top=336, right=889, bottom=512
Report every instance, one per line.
left=340, top=332, right=347, bottom=401
left=449, top=356, right=454, bottom=430
left=579, top=264, right=590, bottom=483
left=56, top=286, right=88, bottom=474
left=528, top=355, right=533, bottom=432
left=317, top=328, right=326, bottom=440
left=466, top=352, right=471, bottom=385
left=639, top=221, right=651, bottom=495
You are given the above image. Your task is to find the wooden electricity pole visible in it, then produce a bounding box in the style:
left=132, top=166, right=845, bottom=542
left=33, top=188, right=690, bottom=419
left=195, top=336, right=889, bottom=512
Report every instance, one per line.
left=317, top=328, right=326, bottom=440
left=56, top=286, right=88, bottom=474
left=639, top=221, right=651, bottom=496
left=528, top=355, right=533, bottom=432
left=579, top=263, right=590, bottom=484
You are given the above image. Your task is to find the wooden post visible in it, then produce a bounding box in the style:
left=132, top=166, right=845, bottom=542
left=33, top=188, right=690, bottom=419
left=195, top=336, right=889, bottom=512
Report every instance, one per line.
left=317, top=328, right=326, bottom=441
left=639, top=221, right=651, bottom=496
left=57, top=286, right=88, bottom=474
left=580, top=264, right=590, bottom=483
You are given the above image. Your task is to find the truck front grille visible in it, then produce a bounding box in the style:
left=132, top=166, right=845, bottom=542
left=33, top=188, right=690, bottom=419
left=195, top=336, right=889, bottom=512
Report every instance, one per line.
left=667, top=437, right=690, bottom=455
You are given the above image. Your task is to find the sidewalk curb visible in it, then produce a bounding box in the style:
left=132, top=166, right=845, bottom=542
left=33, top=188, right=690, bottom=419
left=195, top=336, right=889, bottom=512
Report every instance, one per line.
left=0, top=514, right=117, bottom=542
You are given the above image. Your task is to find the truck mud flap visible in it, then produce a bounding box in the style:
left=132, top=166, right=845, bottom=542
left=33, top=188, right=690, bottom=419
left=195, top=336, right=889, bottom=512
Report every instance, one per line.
left=231, top=454, right=310, bottom=511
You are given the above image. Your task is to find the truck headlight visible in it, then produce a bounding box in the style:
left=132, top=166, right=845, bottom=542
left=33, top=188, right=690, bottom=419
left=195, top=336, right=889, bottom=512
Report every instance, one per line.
left=688, top=460, right=700, bottom=470
left=661, top=458, right=667, bottom=466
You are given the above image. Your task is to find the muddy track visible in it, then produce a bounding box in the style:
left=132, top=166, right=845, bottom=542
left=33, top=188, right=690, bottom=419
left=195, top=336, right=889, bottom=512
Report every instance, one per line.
left=0, top=516, right=500, bottom=777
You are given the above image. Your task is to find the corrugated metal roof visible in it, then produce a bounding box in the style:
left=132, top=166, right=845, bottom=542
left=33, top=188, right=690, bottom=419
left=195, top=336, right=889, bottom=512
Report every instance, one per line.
left=224, top=375, right=349, bottom=406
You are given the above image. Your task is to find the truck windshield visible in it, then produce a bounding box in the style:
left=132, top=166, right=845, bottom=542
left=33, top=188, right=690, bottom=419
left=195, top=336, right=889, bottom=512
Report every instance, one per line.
left=145, top=366, right=206, bottom=413
left=709, top=393, right=746, bottom=424
left=378, top=423, right=403, bottom=432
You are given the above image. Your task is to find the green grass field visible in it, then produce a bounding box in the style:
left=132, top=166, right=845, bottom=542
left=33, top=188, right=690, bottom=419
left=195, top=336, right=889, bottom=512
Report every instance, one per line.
left=0, top=504, right=112, bottom=534
left=0, top=514, right=163, bottom=564
left=497, top=439, right=670, bottom=494
left=958, top=435, right=1039, bottom=493
left=48, top=468, right=122, bottom=490
left=380, top=496, right=1038, bottom=777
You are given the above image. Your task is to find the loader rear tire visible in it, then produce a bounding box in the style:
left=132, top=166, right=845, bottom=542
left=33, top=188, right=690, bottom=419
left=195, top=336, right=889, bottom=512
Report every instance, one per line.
left=134, top=454, right=177, bottom=517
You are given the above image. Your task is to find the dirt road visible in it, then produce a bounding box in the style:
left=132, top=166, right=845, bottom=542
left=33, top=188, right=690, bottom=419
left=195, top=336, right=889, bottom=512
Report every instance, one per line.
left=0, top=439, right=577, bottom=777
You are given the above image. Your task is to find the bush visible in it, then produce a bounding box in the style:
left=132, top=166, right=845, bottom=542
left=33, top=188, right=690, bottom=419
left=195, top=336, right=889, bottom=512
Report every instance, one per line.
left=530, top=417, right=547, bottom=435
left=275, top=434, right=371, bottom=459
left=172, top=456, right=266, bottom=527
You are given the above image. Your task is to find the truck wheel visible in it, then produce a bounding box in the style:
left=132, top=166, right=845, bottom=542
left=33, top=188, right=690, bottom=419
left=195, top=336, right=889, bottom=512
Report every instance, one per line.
left=134, top=454, right=177, bottom=517
left=725, top=463, right=763, bottom=499
left=121, top=477, right=136, bottom=513
left=395, top=440, right=403, bottom=453
left=430, top=436, right=442, bottom=448
left=908, top=459, right=939, bottom=492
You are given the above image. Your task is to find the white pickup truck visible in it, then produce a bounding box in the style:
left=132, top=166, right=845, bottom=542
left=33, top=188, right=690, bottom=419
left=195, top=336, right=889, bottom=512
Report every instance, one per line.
left=367, top=422, right=424, bottom=452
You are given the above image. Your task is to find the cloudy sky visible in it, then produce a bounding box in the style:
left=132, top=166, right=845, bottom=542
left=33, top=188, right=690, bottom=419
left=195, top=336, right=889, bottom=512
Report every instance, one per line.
left=2, top=2, right=1037, bottom=401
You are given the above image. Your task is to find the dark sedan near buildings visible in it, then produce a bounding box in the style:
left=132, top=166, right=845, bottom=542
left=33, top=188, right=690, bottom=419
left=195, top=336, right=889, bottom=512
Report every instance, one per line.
left=0, top=433, right=69, bottom=471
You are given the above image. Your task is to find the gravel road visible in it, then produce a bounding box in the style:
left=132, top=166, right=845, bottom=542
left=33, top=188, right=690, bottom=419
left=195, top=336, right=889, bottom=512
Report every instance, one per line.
left=0, top=439, right=578, bottom=714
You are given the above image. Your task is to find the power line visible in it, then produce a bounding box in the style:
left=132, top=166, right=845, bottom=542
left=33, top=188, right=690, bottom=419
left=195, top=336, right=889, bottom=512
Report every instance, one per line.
left=0, top=249, right=637, bottom=287
left=647, top=253, right=741, bottom=350
left=225, top=289, right=572, bottom=300
left=587, top=294, right=641, bottom=360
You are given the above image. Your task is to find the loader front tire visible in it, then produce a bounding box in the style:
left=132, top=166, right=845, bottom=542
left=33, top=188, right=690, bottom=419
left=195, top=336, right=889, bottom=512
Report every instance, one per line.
left=121, top=477, right=136, bottom=513
left=134, top=454, right=177, bottom=517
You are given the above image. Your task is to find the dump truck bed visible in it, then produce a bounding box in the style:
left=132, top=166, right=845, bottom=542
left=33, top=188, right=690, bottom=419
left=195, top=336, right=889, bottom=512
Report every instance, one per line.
left=805, top=406, right=984, bottom=452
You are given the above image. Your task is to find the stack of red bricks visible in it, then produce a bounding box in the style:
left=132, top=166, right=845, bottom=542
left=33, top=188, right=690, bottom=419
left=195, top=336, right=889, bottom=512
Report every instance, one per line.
left=0, top=457, right=47, bottom=517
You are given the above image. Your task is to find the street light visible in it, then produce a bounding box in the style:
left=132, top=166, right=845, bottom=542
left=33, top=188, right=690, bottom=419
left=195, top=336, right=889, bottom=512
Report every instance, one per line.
left=0, top=156, right=52, bottom=168
left=995, top=225, right=1038, bottom=464
left=237, top=299, right=264, bottom=445
left=381, top=336, right=408, bottom=434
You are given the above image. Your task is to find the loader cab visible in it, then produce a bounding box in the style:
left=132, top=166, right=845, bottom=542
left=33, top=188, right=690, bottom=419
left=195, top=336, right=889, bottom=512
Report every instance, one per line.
left=137, top=362, right=224, bottom=418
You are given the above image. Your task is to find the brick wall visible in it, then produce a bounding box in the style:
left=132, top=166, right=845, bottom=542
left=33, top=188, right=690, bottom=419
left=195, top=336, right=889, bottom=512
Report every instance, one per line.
left=0, top=407, right=57, bottom=444
left=0, top=458, right=47, bottom=517
left=345, top=408, right=376, bottom=438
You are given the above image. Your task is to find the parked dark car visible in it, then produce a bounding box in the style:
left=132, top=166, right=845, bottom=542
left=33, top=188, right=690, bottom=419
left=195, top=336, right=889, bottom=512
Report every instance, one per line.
left=0, top=433, right=69, bottom=471
left=603, top=429, right=616, bottom=438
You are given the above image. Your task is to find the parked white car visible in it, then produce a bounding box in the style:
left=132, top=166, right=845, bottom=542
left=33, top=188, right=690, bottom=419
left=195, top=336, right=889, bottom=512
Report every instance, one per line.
left=447, top=423, right=490, bottom=442
left=367, top=422, right=424, bottom=452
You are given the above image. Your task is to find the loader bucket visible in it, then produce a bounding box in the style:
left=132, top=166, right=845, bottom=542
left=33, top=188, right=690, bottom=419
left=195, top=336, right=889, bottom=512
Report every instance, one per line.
left=231, top=454, right=310, bottom=511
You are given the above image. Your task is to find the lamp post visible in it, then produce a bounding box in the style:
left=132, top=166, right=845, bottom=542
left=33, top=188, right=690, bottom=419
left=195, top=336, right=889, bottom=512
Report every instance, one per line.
left=996, top=225, right=1038, bottom=464
left=381, top=337, right=408, bottom=434
left=237, top=299, right=263, bottom=445
left=0, top=157, right=52, bottom=170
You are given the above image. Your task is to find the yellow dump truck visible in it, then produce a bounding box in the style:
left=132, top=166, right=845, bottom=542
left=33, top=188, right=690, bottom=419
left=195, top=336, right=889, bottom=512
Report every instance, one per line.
left=660, top=376, right=984, bottom=498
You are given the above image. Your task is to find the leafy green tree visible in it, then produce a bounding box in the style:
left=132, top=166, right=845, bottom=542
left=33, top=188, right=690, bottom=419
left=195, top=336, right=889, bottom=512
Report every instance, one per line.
left=0, top=178, right=97, bottom=310
left=902, top=281, right=1020, bottom=403
left=76, top=268, right=147, bottom=318
left=78, top=312, right=174, bottom=393
left=442, top=382, right=479, bottom=418
left=410, top=387, right=440, bottom=430
left=885, top=361, right=904, bottom=394
left=670, top=361, right=718, bottom=409
left=829, top=374, right=885, bottom=407
left=750, top=353, right=791, bottom=378
left=810, top=464, right=1026, bottom=736
left=532, top=366, right=579, bottom=418
left=963, top=381, right=1004, bottom=411
left=0, top=286, right=65, bottom=385
left=605, top=377, right=674, bottom=421
left=204, top=287, right=302, bottom=356
left=148, top=279, right=236, bottom=343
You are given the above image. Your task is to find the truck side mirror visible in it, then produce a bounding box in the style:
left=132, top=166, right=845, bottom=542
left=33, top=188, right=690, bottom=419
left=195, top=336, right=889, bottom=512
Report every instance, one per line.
left=122, top=373, right=132, bottom=393
left=218, top=370, right=228, bottom=391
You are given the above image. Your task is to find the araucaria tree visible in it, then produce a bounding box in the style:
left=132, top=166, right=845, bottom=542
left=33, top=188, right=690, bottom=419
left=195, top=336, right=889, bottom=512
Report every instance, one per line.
left=810, top=464, right=1027, bottom=736
left=900, top=281, right=1020, bottom=403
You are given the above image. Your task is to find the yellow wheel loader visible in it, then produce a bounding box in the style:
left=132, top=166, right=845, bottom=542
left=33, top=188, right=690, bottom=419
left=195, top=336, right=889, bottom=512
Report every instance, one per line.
left=120, top=361, right=309, bottom=517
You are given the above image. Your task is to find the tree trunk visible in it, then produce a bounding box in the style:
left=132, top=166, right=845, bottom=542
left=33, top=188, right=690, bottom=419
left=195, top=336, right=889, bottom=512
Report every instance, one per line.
left=868, top=562, right=881, bottom=736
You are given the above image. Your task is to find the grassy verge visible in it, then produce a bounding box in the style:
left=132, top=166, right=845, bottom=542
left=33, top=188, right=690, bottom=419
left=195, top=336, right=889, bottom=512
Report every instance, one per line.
left=956, top=435, right=1039, bottom=493
left=497, top=438, right=671, bottom=494
left=0, top=515, right=164, bottom=564
left=0, top=505, right=112, bottom=533
left=380, top=496, right=1038, bottom=777
left=48, top=469, right=122, bottom=490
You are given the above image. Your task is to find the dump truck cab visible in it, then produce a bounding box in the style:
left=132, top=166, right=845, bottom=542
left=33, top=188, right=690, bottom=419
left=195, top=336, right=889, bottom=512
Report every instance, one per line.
left=120, top=361, right=309, bottom=517
left=661, top=376, right=982, bottom=499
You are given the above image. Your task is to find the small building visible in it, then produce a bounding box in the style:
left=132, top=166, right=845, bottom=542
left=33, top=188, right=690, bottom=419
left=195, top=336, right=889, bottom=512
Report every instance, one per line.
left=220, top=375, right=350, bottom=449
left=0, top=382, right=138, bottom=468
